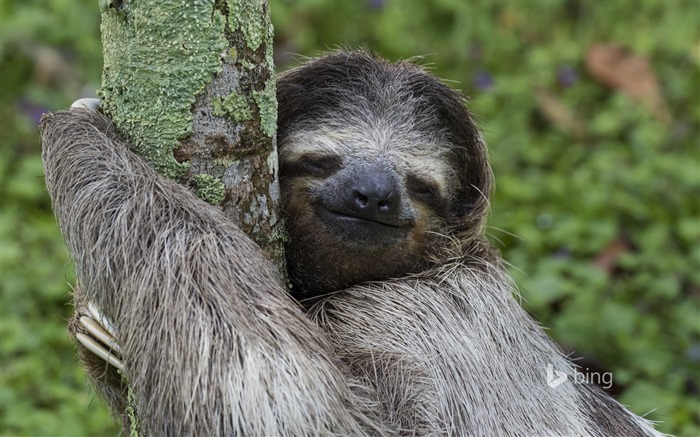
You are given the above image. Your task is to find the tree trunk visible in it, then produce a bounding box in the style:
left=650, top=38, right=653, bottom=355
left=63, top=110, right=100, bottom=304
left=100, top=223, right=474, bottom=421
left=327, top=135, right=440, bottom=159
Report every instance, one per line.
left=99, top=0, right=284, bottom=269
left=68, top=0, right=284, bottom=433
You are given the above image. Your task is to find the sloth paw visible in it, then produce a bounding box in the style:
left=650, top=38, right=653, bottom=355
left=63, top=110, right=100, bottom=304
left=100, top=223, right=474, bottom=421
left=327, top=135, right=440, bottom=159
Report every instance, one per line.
left=75, top=302, right=124, bottom=372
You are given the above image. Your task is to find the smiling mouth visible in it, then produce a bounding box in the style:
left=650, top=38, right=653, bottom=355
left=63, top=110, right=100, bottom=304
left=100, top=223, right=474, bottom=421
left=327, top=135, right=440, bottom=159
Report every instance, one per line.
left=317, top=207, right=403, bottom=228
left=314, top=206, right=411, bottom=247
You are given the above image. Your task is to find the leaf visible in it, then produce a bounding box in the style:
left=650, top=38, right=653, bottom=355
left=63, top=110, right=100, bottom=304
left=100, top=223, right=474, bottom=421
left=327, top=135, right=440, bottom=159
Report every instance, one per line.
left=585, top=43, right=671, bottom=124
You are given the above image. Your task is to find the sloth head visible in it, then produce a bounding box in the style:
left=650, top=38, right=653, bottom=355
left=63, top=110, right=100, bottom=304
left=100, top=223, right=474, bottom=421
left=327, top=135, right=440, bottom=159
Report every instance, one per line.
left=277, top=51, right=493, bottom=296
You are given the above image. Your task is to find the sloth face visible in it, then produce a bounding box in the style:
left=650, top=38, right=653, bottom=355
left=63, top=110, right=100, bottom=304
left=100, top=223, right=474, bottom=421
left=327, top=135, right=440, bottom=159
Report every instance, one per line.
left=275, top=52, right=488, bottom=296
left=280, top=125, right=454, bottom=247
left=279, top=123, right=458, bottom=296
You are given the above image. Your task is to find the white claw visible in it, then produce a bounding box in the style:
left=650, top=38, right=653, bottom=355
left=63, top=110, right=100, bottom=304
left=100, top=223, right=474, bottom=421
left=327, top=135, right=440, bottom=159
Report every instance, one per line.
left=87, top=302, right=118, bottom=339
left=76, top=332, right=125, bottom=373
left=79, top=315, right=123, bottom=355
left=79, top=302, right=124, bottom=371
left=70, top=98, right=101, bottom=111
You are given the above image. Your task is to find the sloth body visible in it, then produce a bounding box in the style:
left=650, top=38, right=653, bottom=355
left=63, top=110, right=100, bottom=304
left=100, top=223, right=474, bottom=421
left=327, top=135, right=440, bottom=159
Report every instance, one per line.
left=41, top=52, right=661, bottom=435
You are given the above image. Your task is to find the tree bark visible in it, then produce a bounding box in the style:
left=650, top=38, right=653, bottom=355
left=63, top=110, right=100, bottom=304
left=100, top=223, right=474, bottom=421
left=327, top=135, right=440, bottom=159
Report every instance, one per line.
left=71, top=0, right=284, bottom=432
left=99, top=0, right=284, bottom=269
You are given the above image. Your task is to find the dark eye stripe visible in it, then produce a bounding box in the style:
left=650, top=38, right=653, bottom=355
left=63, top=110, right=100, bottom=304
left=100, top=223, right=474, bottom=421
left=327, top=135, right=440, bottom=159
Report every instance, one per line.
left=407, top=174, right=439, bottom=197
left=281, top=155, right=342, bottom=179
left=406, top=174, right=446, bottom=211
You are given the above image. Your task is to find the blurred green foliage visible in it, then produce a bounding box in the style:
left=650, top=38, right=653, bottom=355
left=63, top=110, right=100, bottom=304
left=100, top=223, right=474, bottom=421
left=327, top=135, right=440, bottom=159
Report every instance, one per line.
left=1, top=0, right=698, bottom=435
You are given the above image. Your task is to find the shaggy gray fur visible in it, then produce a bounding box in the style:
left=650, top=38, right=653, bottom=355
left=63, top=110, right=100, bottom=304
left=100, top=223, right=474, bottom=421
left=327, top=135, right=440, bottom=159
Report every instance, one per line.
left=41, top=51, right=663, bottom=436
left=42, top=110, right=385, bottom=436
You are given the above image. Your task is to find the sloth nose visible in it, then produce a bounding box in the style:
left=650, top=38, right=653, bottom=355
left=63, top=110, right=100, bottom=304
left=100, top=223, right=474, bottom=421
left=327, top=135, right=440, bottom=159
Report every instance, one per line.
left=345, top=169, right=401, bottom=223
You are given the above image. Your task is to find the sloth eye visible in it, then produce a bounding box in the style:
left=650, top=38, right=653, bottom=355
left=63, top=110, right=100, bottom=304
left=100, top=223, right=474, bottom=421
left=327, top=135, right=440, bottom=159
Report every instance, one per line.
left=286, top=154, right=342, bottom=178
left=407, top=174, right=441, bottom=203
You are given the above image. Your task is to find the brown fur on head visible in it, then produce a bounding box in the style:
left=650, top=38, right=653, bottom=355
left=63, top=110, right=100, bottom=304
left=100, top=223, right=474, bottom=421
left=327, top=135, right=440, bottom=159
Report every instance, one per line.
left=276, top=52, right=494, bottom=296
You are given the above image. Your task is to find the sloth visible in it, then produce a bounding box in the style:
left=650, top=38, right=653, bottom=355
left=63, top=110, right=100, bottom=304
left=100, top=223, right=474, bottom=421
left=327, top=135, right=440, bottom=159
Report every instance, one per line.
left=41, top=51, right=662, bottom=436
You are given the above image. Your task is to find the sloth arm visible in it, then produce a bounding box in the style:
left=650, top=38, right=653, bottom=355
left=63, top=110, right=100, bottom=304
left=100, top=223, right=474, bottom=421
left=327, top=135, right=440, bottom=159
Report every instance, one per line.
left=41, top=108, right=383, bottom=436
left=311, top=269, right=663, bottom=436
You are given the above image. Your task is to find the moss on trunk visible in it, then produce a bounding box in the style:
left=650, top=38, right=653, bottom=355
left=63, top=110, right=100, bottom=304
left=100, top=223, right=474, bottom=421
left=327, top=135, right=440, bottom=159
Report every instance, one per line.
left=99, top=0, right=285, bottom=269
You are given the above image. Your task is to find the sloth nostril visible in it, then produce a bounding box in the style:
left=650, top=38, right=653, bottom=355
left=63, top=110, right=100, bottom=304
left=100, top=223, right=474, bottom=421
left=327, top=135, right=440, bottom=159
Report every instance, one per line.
left=355, top=192, right=369, bottom=208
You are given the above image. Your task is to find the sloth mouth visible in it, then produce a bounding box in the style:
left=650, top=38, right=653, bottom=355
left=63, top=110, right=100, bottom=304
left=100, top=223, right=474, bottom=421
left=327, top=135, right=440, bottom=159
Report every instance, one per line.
left=316, top=206, right=407, bottom=228
left=321, top=208, right=403, bottom=227
left=314, top=206, right=410, bottom=247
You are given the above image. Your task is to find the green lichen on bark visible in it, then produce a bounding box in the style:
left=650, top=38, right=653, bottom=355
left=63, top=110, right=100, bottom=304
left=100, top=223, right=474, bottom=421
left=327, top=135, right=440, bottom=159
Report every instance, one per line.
left=99, top=0, right=227, bottom=179
left=193, top=174, right=225, bottom=205
left=126, top=385, right=139, bottom=437
left=226, top=0, right=266, bottom=51
left=253, top=79, right=277, bottom=137
left=213, top=92, right=252, bottom=122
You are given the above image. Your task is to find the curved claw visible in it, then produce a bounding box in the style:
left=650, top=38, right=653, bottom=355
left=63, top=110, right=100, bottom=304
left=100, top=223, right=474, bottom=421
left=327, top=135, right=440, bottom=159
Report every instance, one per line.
left=80, top=315, right=122, bottom=355
left=70, top=98, right=101, bottom=111
left=76, top=302, right=124, bottom=372
left=87, top=302, right=118, bottom=343
left=76, top=332, right=125, bottom=373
